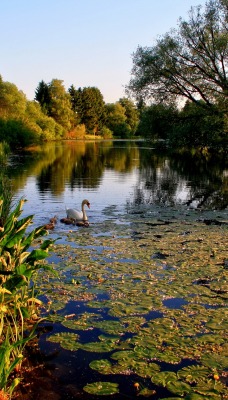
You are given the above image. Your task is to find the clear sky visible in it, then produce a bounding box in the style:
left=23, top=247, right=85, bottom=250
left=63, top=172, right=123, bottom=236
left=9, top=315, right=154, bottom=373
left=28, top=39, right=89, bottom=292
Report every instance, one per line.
left=1, top=0, right=206, bottom=103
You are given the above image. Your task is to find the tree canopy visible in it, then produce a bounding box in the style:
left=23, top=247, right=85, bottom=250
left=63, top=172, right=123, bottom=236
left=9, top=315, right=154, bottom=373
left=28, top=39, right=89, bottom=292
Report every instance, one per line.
left=127, top=0, right=228, bottom=108
left=69, top=86, right=106, bottom=134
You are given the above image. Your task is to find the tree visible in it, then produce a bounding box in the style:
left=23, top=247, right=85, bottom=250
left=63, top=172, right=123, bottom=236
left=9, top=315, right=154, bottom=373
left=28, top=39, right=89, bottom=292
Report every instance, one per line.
left=127, top=0, right=228, bottom=108
left=68, top=86, right=106, bottom=134
left=170, top=100, right=227, bottom=148
left=34, top=80, right=51, bottom=114
left=137, top=104, right=178, bottom=140
left=35, top=79, right=74, bottom=133
left=48, top=79, right=74, bottom=132
left=81, top=87, right=106, bottom=134
left=105, top=102, right=129, bottom=137
left=0, top=76, right=27, bottom=119
left=119, top=97, right=139, bottom=135
left=68, top=84, right=82, bottom=126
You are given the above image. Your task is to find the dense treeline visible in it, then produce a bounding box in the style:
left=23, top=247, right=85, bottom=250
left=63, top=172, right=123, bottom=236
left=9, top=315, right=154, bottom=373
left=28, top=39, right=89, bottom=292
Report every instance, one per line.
left=0, top=0, right=227, bottom=151
left=0, top=75, right=139, bottom=149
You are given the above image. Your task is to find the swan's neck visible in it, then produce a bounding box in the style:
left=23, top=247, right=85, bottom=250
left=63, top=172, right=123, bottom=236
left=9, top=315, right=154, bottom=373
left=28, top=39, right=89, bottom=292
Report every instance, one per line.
left=82, top=204, right=87, bottom=221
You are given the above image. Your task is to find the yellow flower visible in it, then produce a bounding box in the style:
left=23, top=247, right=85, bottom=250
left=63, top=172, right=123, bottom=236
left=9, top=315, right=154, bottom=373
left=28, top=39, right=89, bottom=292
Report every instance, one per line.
left=133, top=382, right=140, bottom=390
left=0, top=304, right=8, bottom=313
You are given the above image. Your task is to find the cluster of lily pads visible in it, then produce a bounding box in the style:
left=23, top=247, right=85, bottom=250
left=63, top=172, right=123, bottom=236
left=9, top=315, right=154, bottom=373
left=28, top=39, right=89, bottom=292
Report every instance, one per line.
left=40, top=205, right=227, bottom=399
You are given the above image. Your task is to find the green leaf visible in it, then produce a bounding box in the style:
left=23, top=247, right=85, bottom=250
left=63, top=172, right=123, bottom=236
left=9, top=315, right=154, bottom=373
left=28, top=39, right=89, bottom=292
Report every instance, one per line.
left=26, top=249, right=49, bottom=264
left=83, top=381, right=119, bottom=395
left=178, top=365, right=210, bottom=383
left=138, top=388, right=156, bottom=397
left=47, top=332, right=80, bottom=351
left=166, top=380, right=192, bottom=396
left=14, top=215, right=33, bottom=233
left=151, top=371, right=177, bottom=386
left=185, top=394, right=214, bottom=400
left=81, top=341, right=115, bottom=353
left=89, top=359, right=112, bottom=374
left=5, top=230, right=27, bottom=248
left=4, top=276, right=27, bottom=291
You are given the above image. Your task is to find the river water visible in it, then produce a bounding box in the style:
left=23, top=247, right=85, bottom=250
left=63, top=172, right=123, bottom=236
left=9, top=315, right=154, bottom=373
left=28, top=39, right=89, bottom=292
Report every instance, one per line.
left=8, top=140, right=228, bottom=227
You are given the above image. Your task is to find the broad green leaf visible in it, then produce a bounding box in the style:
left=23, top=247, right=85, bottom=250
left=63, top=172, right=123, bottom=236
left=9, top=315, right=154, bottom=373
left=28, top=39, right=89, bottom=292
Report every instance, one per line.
left=80, top=341, right=115, bottom=353
left=151, top=371, right=177, bottom=386
left=47, top=332, right=80, bottom=351
left=83, top=381, right=119, bottom=395
left=166, top=380, right=192, bottom=396
left=89, top=359, right=112, bottom=374
left=178, top=365, right=210, bottom=383
left=26, top=249, right=49, bottom=263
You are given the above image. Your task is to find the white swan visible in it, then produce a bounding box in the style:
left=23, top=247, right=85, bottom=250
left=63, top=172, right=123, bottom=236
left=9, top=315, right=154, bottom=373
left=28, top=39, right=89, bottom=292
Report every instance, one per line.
left=66, top=199, right=90, bottom=221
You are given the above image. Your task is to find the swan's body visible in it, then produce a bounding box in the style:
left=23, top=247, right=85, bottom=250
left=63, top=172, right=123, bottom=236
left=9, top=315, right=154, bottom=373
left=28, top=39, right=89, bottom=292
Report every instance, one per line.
left=66, top=199, right=90, bottom=221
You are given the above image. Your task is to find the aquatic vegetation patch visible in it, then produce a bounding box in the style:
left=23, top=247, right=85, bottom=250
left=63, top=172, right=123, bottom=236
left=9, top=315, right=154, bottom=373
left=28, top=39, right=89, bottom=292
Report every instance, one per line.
left=43, top=207, right=227, bottom=398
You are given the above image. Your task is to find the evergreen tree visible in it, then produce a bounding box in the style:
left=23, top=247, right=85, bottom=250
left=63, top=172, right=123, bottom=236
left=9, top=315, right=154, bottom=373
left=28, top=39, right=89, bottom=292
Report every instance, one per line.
left=35, top=80, right=51, bottom=114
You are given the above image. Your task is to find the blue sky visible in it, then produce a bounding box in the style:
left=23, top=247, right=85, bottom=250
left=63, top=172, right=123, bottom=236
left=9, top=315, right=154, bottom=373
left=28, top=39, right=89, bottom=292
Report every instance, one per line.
left=1, top=0, right=206, bottom=103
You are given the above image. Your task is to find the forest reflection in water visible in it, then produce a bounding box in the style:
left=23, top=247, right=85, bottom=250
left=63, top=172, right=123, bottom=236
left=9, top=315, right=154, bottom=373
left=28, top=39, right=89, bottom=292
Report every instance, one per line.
left=8, top=140, right=227, bottom=226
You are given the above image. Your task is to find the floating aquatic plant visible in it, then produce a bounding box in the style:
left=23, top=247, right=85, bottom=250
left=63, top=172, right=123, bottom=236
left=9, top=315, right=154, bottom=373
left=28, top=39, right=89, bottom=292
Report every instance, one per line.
left=44, top=208, right=227, bottom=398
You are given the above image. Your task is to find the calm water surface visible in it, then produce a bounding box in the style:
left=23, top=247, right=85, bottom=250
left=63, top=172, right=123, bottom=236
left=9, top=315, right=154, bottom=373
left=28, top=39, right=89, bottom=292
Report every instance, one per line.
left=9, top=140, right=227, bottom=227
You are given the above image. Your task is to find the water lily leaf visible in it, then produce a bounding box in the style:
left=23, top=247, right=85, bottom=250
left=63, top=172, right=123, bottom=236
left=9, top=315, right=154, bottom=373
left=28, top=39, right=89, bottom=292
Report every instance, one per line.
left=151, top=371, right=177, bottom=386
left=161, top=398, right=182, bottom=400
left=154, top=350, right=182, bottom=364
left=134, top=346, right=158, bottom=359
left=197, top=334, right=225, bottom=344
left=201, top=353, right=228, bottom=369
left=138, top=388, right=156, bottom=397
left=134, top=362, right=160, bottom=378
left=184, top=395, right=208, bottom=400
left=98, top=334, right=120, bottom=342
left=111, top=350, right=135, bottom=361
left=194, top=380, right=226, bottom=397
left=206, top=319, right=228, bottom=330
left=178, top=365, right=210, bottom=383
left=89, top=359, right=112, bottom=374
left=166, top=380, right=192, bottom=396
left=80, top=341, right=115, bottom=353
left=47, top=332, right=80, bottom=351
left=93, top=320, right=125, bottom=335
left=83, top=381, right=119, bottom=395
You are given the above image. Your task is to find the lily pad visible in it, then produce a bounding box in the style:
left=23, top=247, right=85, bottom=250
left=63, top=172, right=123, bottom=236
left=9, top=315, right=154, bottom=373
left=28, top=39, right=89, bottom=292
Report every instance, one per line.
left=89, top=359, right=113, bottom=374
left=83, top=381, right=119, bottom=395
left=178, top=365, right=210, bottom=383
left=166, top=380, right=192, bottom=396
left=47, top=332, right=80, bottom=351
left=151, top=371, right=177, bottom=386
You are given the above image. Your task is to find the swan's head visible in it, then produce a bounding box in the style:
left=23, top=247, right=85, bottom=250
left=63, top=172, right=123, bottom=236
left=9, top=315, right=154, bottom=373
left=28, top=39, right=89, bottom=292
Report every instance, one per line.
left=82, top=199, right=90, bottom=209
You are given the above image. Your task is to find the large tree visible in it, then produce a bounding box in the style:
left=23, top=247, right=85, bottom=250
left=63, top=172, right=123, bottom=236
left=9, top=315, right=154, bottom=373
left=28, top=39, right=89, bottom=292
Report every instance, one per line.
left=127, top=0, right=228, bottom=108
left=68, top=86, right=106, bottom=133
